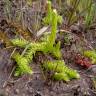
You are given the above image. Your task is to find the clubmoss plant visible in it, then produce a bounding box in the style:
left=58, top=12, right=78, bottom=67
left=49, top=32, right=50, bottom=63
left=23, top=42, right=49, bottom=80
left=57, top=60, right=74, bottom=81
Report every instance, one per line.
left=43, top=60, right=80, bottom=81
left=12, top=52, right=33, bottom=76
left=43, top=1, right=52, bottom=25
left=43, top=1, right=62, bottom=25
left=23, top=42, right=46, bottom=62
left=84, top=50, right=96, bottom=64
left=11, top=38, right=46, bottom=76
left=52, top=41, right=61, bottom=58
left=11, top=40, right=45, bottom=76
left=43, top=1, right=62, bottom=58
left=11, top=1, right=63, bottom=77
left=12, top=3, right=62, bottom=58
left=11, top=39, right=46, bottom=70
left=11, top=38, right=29, bottom=48
left=43, top=9, right=61, bottom=53
left=53, top=72, right=70, bottom=82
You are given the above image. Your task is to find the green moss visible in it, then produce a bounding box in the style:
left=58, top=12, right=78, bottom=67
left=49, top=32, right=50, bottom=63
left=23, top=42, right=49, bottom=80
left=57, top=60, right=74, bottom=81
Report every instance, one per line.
left=43, top=60, right=80, bottom=81
left=84, top=50, right=96, bottom=64
left=53, top=72, right=70, bottom=82
left=12, top=52, right=33, bottom=76
left=11, top=38, right=29, bottom=48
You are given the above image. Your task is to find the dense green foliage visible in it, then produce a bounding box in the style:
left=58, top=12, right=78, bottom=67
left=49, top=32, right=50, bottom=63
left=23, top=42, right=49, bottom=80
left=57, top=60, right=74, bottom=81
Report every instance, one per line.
left=12, top=52, right=33, bottom=76
left=43, top=60, right=80, bottom=81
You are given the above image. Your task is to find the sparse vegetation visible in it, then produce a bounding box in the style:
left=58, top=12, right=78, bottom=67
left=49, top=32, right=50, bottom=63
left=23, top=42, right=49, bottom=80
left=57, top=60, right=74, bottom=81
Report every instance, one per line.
left=0, top=0, right=96, bottom=95
left=11, top=3, right=63, bottom=76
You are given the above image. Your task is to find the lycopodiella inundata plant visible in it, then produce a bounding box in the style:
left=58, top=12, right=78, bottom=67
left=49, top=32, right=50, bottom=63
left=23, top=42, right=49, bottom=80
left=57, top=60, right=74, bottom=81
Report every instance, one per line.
left=84, top=50, right=96, bottom=64
left=11, top=7, right=80, bottom=82
left=11, top=38, right=46, bottom=56
left=52, top=41, right=61, bottom=58
left=11, top=1, right=63, bottom=77
left=11, top=37, right=79, bottom=78
left=43, top=1, right=62, bottom=58
left=43, top=1, right=62, bottom=25
left=43, top=1, right=52, bottom=25
left=23, top=42, right=46, bottom=62
left=12, top=52, right=33, bottom=76
left=43, top=60, right=80, bottom=81
left=12, top=3, right=62, bottom=59
left=11, top=38, right=29, bottom=48
left=11, top=38, right=46, bottom=76
left=53, top=72, right=70, bottom=82
left=11, top=1, right=79, bottom=82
